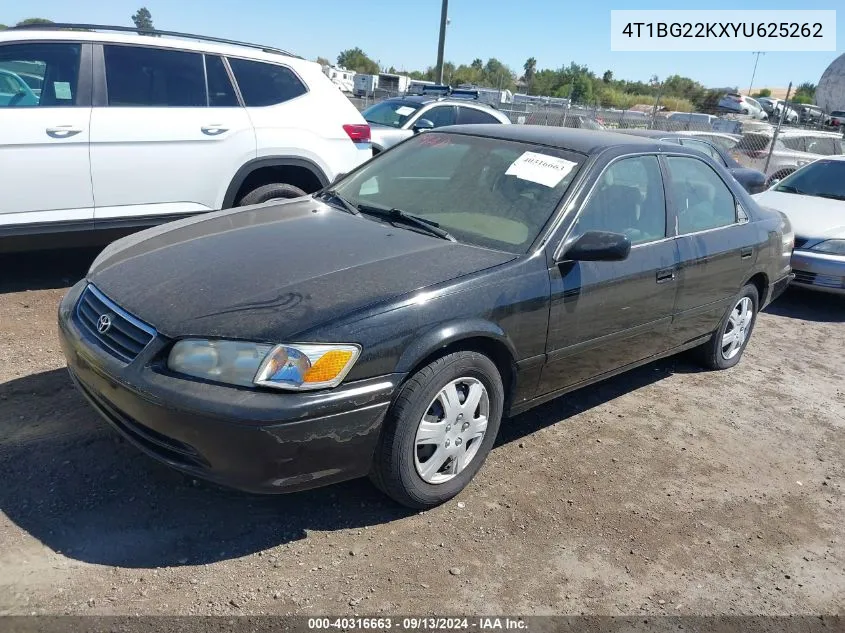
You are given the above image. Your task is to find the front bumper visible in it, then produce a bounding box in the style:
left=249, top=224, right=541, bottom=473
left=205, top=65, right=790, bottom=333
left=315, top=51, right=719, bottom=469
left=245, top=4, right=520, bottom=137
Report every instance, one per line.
left=790, top=250, right=845, bottom=295
left=58, top=281, right=402, bottom=494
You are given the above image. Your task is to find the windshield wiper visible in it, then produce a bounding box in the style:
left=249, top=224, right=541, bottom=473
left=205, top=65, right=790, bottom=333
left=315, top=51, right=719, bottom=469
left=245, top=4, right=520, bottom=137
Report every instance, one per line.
left=776, top=184, right=804, bottom=195
left=815, top=192, right=845, bottom=201
left=316, top=189, right=360, bottom=215
left=357, top=204, right=456, bottom=242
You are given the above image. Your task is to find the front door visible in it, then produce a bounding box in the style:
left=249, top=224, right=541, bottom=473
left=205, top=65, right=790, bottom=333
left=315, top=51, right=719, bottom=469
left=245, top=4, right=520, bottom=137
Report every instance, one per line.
left=90, top=45, right=254, bottom=220
left=0, top=41, right=93, bottom=226
left=538, top=154, right=679, bottom=395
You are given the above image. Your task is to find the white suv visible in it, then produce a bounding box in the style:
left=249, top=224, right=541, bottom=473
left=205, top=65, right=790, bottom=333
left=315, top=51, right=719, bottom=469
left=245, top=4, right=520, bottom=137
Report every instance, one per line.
left=0, top=24, right=371, bottom=252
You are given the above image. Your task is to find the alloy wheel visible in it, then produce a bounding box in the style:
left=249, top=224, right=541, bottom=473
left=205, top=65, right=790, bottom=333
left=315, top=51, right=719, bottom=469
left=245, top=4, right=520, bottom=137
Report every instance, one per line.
left=721, top=297, right=754, bottom=360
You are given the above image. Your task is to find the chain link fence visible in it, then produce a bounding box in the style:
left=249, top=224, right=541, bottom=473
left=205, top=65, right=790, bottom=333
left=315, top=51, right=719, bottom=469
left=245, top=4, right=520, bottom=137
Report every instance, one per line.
left=349, top=89, right=845, bottom=186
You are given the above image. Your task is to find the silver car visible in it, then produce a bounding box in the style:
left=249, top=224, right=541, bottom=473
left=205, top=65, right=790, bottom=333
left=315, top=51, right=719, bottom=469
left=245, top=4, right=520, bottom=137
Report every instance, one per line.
left=361, top=95, right=510, bottom=155
left=753, top=156, right=845, bottom=294
left=717, top=93, right=769, bottom=120
left=731, top=129, right=845, bottom=183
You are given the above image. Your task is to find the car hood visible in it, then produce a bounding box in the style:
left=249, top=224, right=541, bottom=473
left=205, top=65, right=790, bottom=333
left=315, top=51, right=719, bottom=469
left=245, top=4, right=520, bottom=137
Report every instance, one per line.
left=752, top=190, right=845, bottom=239
left=369, top=125, right=412, bottom=149
left=88, top=199, right=515, bottom=341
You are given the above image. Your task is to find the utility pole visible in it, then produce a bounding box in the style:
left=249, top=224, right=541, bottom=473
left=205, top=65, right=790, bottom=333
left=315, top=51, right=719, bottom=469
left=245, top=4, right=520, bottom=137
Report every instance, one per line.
left=435, top=0, right=448, bottom=85
left=748, top=51, right=764, bottom=95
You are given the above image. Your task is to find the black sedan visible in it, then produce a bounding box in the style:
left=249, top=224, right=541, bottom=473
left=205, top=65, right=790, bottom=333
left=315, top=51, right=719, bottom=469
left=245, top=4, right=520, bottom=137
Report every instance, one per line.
left=617, top=128, right=767, bottom=194
left=59, top=126, right=794, bottom=509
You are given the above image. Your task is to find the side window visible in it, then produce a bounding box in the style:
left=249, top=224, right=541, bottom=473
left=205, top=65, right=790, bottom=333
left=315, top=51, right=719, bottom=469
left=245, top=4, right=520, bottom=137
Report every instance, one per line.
left=423, top=106, right=457, bottom=128
left=781, top=137, right=805, bottom=152
left=227, top=58, right=306, bottom=106
left=457, top=106, right=499, bottom=125
left=805, top=138, right=835, bottom=156
left=665, top=156, right=737, bottom=234
left=0, top=42, right=81, bottom=107
left=204, top=55, right=238, bottom=107
left=682, top=139, right=725, bottom=166
left=104, top=45, right=205, bottom=107
left=572, top=155, right=666, bottom=246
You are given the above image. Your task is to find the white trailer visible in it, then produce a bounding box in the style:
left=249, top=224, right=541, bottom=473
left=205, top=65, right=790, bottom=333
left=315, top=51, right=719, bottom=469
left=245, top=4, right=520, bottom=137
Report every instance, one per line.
left=354, top=74, right=379, bottom=97
left=322, top=65, right=356, bottom=93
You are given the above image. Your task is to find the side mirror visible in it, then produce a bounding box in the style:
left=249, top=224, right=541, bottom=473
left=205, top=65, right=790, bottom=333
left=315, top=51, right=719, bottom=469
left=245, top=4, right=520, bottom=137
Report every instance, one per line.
left=559, top=231, right=631, bottom=263
left=413, top=119, right=434, bottom=133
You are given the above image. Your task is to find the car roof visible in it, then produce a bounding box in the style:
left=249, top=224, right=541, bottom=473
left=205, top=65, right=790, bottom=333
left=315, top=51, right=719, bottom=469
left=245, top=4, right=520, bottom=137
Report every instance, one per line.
left=0, top=27, right=313, bottom=70
left=439, top=125, right=674, bottom=154
left=383, top=95, right=500, bottom=110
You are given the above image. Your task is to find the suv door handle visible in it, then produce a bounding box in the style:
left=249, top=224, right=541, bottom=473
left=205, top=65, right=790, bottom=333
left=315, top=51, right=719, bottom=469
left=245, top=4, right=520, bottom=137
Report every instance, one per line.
left=46, top=126, right=82, bottom=138
left=740, top=247, right=753, bottom=260
left=656, top=268, right=676, bottom=284
left=201, top=125, right=229, bottom=136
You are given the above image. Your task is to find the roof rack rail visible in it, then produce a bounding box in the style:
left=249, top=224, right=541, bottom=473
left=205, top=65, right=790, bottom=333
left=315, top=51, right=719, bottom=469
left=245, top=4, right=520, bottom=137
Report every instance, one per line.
left=8, top=23, right=300, bottom=58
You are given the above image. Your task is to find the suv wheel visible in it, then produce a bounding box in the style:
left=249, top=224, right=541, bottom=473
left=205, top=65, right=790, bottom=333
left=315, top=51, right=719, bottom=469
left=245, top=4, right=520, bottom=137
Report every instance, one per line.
left=237, top=183, right=307, bottom=206
left=370, top=351, right=504, bottom=509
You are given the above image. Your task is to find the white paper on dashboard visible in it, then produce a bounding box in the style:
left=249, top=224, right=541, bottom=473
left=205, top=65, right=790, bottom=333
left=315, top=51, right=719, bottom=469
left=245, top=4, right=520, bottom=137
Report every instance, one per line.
left=395, top=106, right=415, bottom=116
left=505, top=152, right=578, bottom=187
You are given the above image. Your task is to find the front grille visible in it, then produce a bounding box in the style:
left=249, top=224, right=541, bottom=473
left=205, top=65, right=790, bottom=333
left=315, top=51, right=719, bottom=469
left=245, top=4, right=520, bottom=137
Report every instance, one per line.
left=794, top=237, right=810, bottom=249
left=793, top=269, right=845, bottom=290
left=75, top=285, right=156, bottom=362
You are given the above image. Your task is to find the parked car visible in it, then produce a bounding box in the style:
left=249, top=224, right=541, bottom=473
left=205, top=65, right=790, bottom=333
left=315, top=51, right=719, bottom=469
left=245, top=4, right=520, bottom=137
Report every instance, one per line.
left=718, top=93, right=768, bottom=120
left=0, top=24, right=371, bottom=253
left=753, top=157, right=845, bottom=294
left=828, top=110, right=845, bottom=127
left=560, top=115, right=606, bottom=130
left=676, top=131, right=741, bottom=153
left=361, top=91, right=510, bottom=155
left=798, top=104, right=831, bottom=127
left=757, top=97, right=799, bottom=123
left=617, top=129, right=766, bottom=193
left=59, top=126, right=793, bottom=509
left=664, top=111, right=718, bottom=131
left=731, top=130, right=845, bottom=183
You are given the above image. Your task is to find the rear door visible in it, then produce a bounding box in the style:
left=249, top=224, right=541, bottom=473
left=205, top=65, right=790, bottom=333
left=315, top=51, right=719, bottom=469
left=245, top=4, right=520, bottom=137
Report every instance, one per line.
left=662, top=154, right=757, bottom=348
left=538, top=153, right=679, bottom=394
left=456, top=105, right=501, bottom=125
left=90, top=44, right=254, bottom=221
left=0, top=41, right=93, bottom=225
left=414, top=104, right=457, bottom=129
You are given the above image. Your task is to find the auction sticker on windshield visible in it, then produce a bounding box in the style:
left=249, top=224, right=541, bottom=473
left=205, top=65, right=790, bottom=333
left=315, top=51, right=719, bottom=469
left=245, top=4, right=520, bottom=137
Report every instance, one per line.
left=506, top=152, right=578, bottom=187
left=395, top=106, right=415, bottom=116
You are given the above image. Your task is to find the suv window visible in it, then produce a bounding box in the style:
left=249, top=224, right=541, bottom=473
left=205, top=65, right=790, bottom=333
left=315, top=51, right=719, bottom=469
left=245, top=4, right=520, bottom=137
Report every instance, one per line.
left=736, top=134, right=771, bottom=152
left=805, top=137, right=837, bottom=156
left=456, top=106, right=499, bottom=125
left=573, top=155, right=666, bottom=245
left=0, top=42, right=81, bottom=107
left=681, top=138, right=725, bottom=166
left=422, top=105, right=457, bottom=128
left=104, top=45, right=205, bottom=107
left=205, top=55, right=238, bottom=107
left=781, top=136, right=806, bottom=152
left=227, top=58, right=306, bottom=106
left=666, top=156, right=736, bottom=234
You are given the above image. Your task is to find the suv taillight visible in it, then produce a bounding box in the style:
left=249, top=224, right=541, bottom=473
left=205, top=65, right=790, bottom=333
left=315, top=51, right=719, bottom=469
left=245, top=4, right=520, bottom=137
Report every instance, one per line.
left=343, top=124, right=371, bottom=143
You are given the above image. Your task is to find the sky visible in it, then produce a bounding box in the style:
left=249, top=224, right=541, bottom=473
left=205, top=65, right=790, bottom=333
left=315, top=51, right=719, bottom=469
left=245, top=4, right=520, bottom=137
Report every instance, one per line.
left=4, top=0, right=842, bottom=90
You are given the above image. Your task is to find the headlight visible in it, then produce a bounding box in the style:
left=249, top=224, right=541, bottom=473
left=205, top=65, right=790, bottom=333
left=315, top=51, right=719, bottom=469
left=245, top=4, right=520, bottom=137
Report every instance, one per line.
left=809, top=239, right=845, bottom=256
left=168, top=340, right=360, bottom=391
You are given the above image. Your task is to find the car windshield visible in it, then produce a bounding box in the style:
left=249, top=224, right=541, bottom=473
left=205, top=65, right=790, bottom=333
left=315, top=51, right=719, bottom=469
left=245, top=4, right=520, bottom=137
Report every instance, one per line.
left=331, top=132, right=585, bottom=253
left=361, top=100, right=422, bottom=128
left=774, top=159, right=845, bottom=201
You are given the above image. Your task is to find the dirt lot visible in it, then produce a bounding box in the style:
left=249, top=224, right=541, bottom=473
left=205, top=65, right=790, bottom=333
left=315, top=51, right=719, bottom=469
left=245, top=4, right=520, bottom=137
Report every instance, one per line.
left=0, top=248, right=843, bottom=617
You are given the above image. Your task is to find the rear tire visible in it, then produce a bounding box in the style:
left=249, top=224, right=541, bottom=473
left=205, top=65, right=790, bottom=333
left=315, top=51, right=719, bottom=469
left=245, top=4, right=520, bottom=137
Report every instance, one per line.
left=370, top=351, right=504, bottom=509
left=237, top=183, right=307, bottom=206
left=696, top=284, right=759, bottom=370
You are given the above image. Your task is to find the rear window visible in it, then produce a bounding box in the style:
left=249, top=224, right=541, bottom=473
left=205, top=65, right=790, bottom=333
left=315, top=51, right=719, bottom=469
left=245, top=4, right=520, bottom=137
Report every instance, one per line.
left=228, top=58, right=306, bottom=107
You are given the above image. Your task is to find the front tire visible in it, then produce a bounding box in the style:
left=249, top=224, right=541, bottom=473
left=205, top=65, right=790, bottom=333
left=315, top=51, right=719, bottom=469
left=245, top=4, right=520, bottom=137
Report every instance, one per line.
left=370, top=351, right=504, bottom=509
left=237, top=183, right=307, bottom=206
left=697, top=284, right=759, bottom=370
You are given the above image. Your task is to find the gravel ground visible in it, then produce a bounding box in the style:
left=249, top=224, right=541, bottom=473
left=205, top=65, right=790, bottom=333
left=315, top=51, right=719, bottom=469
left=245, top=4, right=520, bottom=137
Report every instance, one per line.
left=0, top=248, right=843, bottom=617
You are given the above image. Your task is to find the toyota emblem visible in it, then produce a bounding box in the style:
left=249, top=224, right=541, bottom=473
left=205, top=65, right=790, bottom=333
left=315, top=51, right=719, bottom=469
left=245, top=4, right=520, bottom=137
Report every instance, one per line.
left=97, top=313, right=113, bottom=334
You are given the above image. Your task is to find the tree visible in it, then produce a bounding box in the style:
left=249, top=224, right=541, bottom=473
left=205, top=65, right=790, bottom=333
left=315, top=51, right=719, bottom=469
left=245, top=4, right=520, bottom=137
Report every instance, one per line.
left=471, top=58, right=483, bottom=71
left=336, top=47, right=379, bottom=75
left=752, top=88, right=771, bottom=98
left=796, top=82, right=816, bottom=97
left=15, top=18, right=54, bottom=26
left=523, top=57, right=537, bottom=94
left=602, top=70, right=613, bottom=83
left=0, top=24, right=7, bottom=30
left=315, top=56, right=330, bottom=67
left=131, top=7, right=155, bottom=34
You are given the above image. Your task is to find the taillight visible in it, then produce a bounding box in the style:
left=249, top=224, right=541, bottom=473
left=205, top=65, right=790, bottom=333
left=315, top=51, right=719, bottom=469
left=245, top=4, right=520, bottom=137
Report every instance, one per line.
left=343, top=124, right=370, bottom=143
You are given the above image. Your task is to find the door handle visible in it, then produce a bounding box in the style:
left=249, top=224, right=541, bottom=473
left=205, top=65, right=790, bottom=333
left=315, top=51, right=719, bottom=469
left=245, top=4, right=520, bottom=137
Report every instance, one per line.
left=201, top=125, right=229, bottom=136
left=656, top=268, right=676, bottom=284
left=740, top=247, right=753, bottom=260
left=46, top=126, right=82, bottom=138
